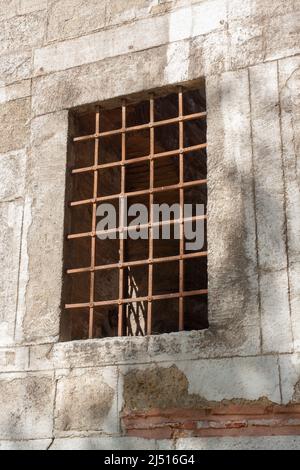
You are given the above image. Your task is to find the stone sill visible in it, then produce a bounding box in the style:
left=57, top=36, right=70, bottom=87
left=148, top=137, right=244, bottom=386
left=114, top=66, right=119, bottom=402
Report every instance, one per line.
left=52, top=328, right=212, bottom=369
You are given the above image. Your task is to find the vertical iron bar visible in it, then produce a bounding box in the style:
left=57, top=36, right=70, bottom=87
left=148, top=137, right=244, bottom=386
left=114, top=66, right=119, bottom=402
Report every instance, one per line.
left=118, top=101, right=126, bottom=336
left=89, top=107, right=100, bottom=338
left=179, top=88, right=185, bottom=331
left=147, top=95, right=155, bottom=335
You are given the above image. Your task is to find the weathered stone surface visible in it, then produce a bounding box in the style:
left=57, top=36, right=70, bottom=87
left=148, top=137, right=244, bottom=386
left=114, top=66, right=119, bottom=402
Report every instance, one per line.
left=54, top=367, right=118, bottom=435
left=250, top=62, right=293, bottom=353
left=279, top=354, right=300, bottom=405
left=289, top=262, right=300, bottom=352
left=26, top=326, right=266, bottom=373
left=0, top=79, right=31, bottom=104
left=34, top=1, right=225, bottom=76
left=0, top=11, right=46, bottom=55
left=0, top=50, right=32, bottom=87
left=0, top=98, right=30, bottom=154
left=279, top=56, right=300, bottom=265
left=18, top=0, right=47, bottom=15
left=229, top=8, right=300, bottom=70
left=206, top=70, right=260, bottom=350
left=51, top=436, right=156, bottom=450
left=260, top=270, right=293, bottom=353
left=0, top=0, right=299, bottom=449
left=15, top=111, right=68, bottom=343
left=229, top=16, right=264, bottom=71
left=279, top=56, right=300, bottom=352
left=32, top=43, right=171, bottom=115
left=34, top=1, right=300, bottom=80
left=52, top=337, right=149, bottom=369
left=120, top=357, right=281, bottom=410
left=0, top=373, right=54, bottom=439
left=227, top=0, right=299, bottom=20
left=175, top=356, right=281, bottom=402
left=27, top=343, right=55, bottom=370
left=0, top=201, right=23, bottom=346
left=264, top=12, right=300, bottom=62
left=105, top=0, right=149, bottom=27
left=0, top=439, right=52, bottom=450
left=0, top=149, right=26, bottom=201
left=0, top=347, right=29, bottom=372
left=47, top=0, right=107, bottom=42
left=0, top=0, right=19, bottom=21
left=175, top=436, right=300, bottom=450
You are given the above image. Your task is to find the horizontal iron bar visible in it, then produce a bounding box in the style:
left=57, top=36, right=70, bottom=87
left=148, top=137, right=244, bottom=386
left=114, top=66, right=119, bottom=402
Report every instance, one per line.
left=65, top=288, right=208, bottom=310
left=73, top=112, right=207, bottom=143
left=71, top=143, right=207, bottom=175
left=67, top=214, right=207, bottom=241
left=67, top=250, right=208, bottom=275
left=70, top=179, right=207, bottom=207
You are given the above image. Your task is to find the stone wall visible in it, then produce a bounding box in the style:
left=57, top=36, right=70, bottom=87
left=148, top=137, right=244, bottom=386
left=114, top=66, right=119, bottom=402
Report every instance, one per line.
left=0, top=0, right=300, bottom=450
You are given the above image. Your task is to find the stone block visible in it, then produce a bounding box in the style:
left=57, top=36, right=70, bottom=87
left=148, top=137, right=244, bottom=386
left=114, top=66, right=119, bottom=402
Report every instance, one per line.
left=0, top=79, right=31, bottom=104
left=206, top=70, right=260, bottom=352
left=260, top=270, right=293, bottom=353
left=250, top=61, right=293, bottom=353
left=34, top=1, right=225, bottom=76
left=0, top=439, right=52, bottom=450
left=31, top=26, right=242, bottom=118
left=0, top=50, right=32, bottom=87
left=15, top=111, right=68, bottom=344
left=229, top=16, right=264, bottom=70
left=47, top=0, right=106, bottom=42
left=18, top=0, right=47, bottom=15
left=279, top=56, right=300, bottom=351
left=0, top=201, right=23, bottom=346
left=28, top=343, right=55, bottom=370
left=32, top=43, right=169, bottom=115
left=0, top=11, right=46, bottom=55
left=54, top=367, right=118, bottom=435
left=0, top=98, right=30, bottom=154
left=265, top=12, right=300, bottom=62
left=175, top=436, right=300, bottom=450
left=0, top=373, right=55, bottom=439
left=227, top=0, right=299, bottom=20
left=52, top=336, right=149, bottom=370
left=0, top=149, right=26, bottom=201
left=106, top=0, right=149, bottom=27
left=0, top=347, right=29, bottom=372
left=120, top=356, right=281, bottom=411
left=289, top=262, right=300, bottom=352
left=51, top=436, right=156, bottom=450
left=279, top=354, right=300, bottom=404
left=0, top=0, right=19, bottom=21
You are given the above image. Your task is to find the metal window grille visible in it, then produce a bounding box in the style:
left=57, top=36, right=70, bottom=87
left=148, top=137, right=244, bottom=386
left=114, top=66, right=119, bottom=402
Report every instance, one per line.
left=63, top=86, right=208, bottom=340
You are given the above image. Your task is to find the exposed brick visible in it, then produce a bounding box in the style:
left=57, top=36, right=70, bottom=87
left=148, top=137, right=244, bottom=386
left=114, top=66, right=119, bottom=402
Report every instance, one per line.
left=122, top=406, right=300, bottom=439
left=126, top=427, right=174, bottom=440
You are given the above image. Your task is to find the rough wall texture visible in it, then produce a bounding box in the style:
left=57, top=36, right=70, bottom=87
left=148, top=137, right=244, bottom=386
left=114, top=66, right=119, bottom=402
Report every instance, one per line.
left=0, top=0, right=300, bottom=450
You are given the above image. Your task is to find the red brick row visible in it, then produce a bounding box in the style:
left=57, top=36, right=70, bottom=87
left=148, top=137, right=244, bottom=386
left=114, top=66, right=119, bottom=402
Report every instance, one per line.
left=122, top=405, right=300, bottom=439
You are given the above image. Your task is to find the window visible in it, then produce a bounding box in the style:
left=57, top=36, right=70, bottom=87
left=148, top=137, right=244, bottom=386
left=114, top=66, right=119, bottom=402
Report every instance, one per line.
left=61, top=84, right=208, bottom=341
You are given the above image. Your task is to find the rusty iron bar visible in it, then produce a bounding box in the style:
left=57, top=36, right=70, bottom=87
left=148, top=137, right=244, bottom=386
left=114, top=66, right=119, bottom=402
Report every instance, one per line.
left=73, top=111, right=207, bottom=143
left=67, top=214, right=207, bottom=241
left=118, top=101, right=126, bottom=336
left=147, top=95, right=155, bottom=335
left=88, top=107, right=100, bottom=339
left=65, top=289, right=208, bottom=310
left=179, top=87, right=185, bottom=331
left=67, top=250, right=208, bottom=276
left=70, top=178, right=207, bottom=208
left=71, top=143, right=207, bottom=175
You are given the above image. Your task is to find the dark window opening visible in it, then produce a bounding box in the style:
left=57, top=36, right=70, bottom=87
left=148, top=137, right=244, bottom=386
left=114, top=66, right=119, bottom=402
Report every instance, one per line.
left=61, top=84, right=208, bottom=341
